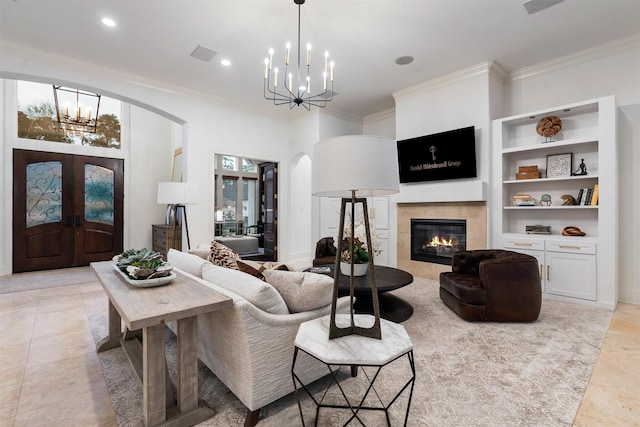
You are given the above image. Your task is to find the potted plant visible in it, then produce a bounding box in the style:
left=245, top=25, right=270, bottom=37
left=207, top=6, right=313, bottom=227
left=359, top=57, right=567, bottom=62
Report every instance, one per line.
left=335, top=214, right=382, bottom=276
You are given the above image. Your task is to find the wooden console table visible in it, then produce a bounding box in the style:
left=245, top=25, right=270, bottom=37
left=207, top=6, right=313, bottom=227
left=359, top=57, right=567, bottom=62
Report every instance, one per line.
left=91, top=261, right=232, bottom=427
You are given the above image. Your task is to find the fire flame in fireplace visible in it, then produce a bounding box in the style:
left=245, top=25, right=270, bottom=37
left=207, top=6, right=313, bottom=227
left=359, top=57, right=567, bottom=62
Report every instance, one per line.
left=427, top=235, right=455, bottom=247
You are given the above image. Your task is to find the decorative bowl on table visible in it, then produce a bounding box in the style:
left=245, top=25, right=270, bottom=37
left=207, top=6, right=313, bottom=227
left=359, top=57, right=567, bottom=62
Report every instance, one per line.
left=113, top=248, right=175, bottom=287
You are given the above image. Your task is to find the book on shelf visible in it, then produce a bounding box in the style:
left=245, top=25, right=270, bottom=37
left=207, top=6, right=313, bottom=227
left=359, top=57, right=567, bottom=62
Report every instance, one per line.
left=583, top=187, right=593, bottom=206
left=577, top=187, right=592, bottom=205
left=512, top=193, right=534, bottom=206
left=590, top=184, right=599, bottom=206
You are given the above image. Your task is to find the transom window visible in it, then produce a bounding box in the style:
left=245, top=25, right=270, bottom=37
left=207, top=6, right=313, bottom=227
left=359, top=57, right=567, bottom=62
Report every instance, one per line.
left=17, top=80, right=122, bottom=148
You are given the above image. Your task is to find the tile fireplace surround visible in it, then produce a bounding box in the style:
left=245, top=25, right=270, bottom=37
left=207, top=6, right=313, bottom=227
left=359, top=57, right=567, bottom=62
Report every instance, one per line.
left=397, top=201, right=487, bottom=280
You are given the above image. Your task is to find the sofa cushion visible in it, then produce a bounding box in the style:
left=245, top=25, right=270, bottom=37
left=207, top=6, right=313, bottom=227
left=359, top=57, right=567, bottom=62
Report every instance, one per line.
left=236, top=259, right=289, bottom=281
left=188, top=246, right=211, bottom=260
left=262, top=270, right=333, bottom=313
left=202, top=263, right=289, bottom=315
left=167, top=248, right=211, bottom=278
left=208, top=240, right=240, bottom=270
left=439, top=272, right=487, bottom=305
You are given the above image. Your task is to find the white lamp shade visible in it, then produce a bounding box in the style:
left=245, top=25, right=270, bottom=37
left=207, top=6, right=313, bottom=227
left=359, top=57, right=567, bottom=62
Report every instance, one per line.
left=312, top=135, right=400, bottom=197
left=157, top=182, right=196, bottom=204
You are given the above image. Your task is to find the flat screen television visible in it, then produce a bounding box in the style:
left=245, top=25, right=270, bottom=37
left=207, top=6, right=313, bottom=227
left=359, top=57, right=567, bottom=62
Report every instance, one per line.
left=397, top=126, right=477, bottom=183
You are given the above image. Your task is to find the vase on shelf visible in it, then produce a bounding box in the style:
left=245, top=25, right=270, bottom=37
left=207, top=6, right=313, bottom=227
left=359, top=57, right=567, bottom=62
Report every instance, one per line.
left=340, top=261, right=368, bottom=276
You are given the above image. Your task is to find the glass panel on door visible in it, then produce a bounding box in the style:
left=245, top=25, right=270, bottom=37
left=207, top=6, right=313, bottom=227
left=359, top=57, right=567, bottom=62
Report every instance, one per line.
left=84, top=164, right=114, bottom=225
left=26, top=161, right=62, bottom=227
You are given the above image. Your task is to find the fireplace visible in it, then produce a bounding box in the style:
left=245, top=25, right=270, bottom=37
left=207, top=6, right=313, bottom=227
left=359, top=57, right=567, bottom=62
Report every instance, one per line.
left=411, top=218, right=467, bottom=265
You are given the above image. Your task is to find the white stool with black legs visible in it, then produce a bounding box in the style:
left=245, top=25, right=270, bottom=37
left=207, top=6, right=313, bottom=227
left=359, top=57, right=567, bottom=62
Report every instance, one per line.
left=292, top=314, right=415, bottom=426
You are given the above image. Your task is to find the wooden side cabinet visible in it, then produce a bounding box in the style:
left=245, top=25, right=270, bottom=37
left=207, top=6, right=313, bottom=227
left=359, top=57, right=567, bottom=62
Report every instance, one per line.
left=152, top=224, right=181, bottom=259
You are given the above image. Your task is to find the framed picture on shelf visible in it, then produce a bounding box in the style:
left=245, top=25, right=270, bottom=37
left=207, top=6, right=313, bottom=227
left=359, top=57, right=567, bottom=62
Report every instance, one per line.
left=546, top=153, right=572, bottom=178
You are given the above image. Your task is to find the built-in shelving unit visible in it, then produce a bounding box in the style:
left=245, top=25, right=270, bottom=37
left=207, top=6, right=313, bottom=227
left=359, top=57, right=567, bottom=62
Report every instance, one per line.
left=491, top=96, right=618, bottom=309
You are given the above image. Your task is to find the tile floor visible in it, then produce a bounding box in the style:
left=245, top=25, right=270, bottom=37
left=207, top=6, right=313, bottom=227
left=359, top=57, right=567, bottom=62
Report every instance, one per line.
left=0, top=269, right=638, bottom=426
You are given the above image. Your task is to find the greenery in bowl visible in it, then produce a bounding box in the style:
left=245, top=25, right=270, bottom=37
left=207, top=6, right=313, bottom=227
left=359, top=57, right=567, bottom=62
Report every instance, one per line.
left=114, top=248, right=172, bottom=280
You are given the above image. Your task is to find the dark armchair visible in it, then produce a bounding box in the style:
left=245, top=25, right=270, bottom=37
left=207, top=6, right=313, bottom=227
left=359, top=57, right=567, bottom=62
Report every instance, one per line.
left=439, top=249, right=542, bottom=322
left=313, top=236, right=337, bottom=267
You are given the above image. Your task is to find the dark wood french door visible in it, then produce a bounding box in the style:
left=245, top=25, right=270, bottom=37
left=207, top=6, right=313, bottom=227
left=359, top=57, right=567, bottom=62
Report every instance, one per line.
left=13, top=149, right=124, bottom=273
left=260, top=162, right=278, bottom=261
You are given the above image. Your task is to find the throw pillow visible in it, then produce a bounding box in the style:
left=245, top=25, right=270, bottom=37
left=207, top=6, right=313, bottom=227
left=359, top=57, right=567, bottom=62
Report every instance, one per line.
left=236, top=259, right=289, bottom=281
left=208, top=240, right=240, bottom=270
left=262, top=270, right=333, bottom=313
left=201, top=263, right=288, bottom=315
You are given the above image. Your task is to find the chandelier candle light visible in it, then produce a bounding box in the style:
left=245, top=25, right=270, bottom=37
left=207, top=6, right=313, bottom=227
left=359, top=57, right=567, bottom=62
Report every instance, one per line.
left=263, top=0, right=334, bottom=110
left=52, top=85, right=101, bottom=133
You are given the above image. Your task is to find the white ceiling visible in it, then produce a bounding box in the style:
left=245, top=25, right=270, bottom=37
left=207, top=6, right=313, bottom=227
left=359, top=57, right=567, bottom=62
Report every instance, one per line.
left=1, top=0, right=639, bottom=119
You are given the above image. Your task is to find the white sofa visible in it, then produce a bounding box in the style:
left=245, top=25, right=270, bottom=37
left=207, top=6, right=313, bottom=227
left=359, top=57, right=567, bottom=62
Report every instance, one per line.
left=166, top=249, right=349, bottom=426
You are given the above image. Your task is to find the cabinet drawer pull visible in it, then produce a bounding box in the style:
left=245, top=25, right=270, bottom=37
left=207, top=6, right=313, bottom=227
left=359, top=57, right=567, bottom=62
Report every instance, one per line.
left=547, top=265, right=550, bottom=281
left=558, top=245, right=582, bottom=250
left=539, top=265, right=543, bottom=279
left=514, top=242, right=532, bottom=246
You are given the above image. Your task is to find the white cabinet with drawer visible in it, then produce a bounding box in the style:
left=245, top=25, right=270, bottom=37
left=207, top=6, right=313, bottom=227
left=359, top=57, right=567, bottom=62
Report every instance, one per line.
left=492, top=96, right=617, bottom=309
left=545, top=250, right=596, bottom=301
left=504, top=235, right=597, bottom=301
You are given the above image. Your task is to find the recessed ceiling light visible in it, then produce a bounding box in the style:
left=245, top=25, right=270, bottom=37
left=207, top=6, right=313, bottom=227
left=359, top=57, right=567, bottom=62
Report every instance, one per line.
left=101, top=17, right=116, bottom=27
left=220, top=59, right=231, bottom=66
left=395, top=56, right=414, bottom=66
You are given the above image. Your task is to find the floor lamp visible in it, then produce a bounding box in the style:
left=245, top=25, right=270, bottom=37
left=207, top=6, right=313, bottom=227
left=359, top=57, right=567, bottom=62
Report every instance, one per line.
left=312, top=135, right=399, bottom=340
left=157, top=182, right=194, bottom=250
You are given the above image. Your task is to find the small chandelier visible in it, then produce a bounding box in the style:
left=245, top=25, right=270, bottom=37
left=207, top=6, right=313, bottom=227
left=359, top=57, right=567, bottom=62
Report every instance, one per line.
left=263, top=0, right=334, bottom=110
left=52, top=85, right=101, bottom=133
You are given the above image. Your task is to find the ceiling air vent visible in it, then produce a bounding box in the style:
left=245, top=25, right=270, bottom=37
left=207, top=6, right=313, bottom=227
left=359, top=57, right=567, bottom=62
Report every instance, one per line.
left=522, top=0, right=564, bottom=14
left=190, top=45, right=218, bottom=62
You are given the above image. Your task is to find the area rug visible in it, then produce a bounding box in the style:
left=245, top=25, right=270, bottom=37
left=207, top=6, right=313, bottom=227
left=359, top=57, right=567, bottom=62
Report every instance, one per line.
left=89, top=277, right=613, bottom=426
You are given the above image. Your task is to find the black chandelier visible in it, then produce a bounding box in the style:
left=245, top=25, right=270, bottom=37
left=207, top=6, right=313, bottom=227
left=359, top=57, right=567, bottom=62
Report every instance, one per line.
left=52, top=85, right=101, bottom=133
left=263, top=0, right=334, bottom=110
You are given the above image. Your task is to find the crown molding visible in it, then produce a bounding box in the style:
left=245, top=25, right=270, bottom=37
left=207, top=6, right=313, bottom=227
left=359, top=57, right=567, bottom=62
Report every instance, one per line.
left=320, top=107, right=364, bottom=124
left=509, top=34, right=640, bottom=82
left=488, top=61, right=508, bottom=82
left=393, top=61, right=493, bottom=102
left=363, top=108, right=395, bottom=125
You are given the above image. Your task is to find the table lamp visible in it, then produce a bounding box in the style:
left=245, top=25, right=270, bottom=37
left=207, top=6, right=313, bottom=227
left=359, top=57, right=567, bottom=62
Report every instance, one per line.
left=312, top=135, right=399, bottom=339
left=157, top=182, right=195, bottom=250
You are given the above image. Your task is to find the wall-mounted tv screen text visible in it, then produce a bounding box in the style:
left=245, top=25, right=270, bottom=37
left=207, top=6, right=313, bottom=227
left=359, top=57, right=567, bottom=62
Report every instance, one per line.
left=397, top=126, right=477, bottom=183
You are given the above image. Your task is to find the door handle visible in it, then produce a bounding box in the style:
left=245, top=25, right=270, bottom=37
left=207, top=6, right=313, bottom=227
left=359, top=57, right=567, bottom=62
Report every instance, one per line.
left=75, top=215, right=82, bottom=228
left=65, top=216, right=73, bottom=228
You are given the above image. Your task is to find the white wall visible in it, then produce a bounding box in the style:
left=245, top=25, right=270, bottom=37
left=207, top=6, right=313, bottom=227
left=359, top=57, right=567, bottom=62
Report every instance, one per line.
left=393, top=63, right=493, bottom=205
left=363, top=110, right=396, bottom=140
left=128, top=105, right=174, bottom=250
left=505, top=36, right=640, bottom=304
left=0, top=44, right=295, bottom=272
left=389, top=62, right=496, bottom=267
left=290, top=154, right=312, bottom=259
left=288, top=109, right=364, bottom=260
